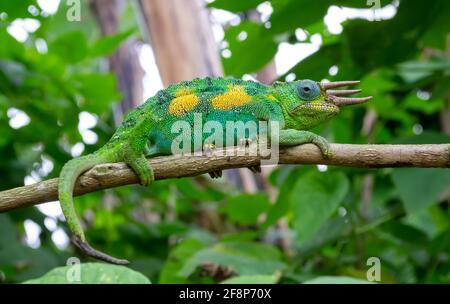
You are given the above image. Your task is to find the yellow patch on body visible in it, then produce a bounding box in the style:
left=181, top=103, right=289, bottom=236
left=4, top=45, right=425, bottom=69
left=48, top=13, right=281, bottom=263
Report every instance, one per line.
left=174, top=87, right=193, bottom=97
left=267, top=94, right=277, bottom=101
left=168, top=94, right=199, bottom=116
left=212, top=85, right=253, bottom=110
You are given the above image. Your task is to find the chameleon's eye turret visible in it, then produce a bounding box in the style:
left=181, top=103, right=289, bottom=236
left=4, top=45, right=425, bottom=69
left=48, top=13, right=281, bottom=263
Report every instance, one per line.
left=297, top=79, right=320, bottom=101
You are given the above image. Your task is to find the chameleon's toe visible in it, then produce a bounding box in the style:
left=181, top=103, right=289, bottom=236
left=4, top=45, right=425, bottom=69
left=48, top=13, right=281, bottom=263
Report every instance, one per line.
left=311, top=135, right=332, bottom=159
left=125, top=154, right=154, bottom=186
left=239, top=138, right=253, bottom=147
left=322, top=148, right=333, bottom=159
left=247, top=165, right=261, bottom=174
left=138, top=166, right=154, bottom=186
left=208, top=170, right=223, bottom=179
left=72, top=235, right=129, bottom=265
left=203, top=143, right=216, bottom=156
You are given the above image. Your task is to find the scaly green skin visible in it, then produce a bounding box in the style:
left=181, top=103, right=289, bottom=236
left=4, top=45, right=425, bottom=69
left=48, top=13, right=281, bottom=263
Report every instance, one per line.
left=58, top=77, right=367, bottom=264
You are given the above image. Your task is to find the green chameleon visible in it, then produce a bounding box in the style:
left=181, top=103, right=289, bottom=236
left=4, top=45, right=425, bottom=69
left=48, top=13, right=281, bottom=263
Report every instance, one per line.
left=58, top=77, right=371, bottom=264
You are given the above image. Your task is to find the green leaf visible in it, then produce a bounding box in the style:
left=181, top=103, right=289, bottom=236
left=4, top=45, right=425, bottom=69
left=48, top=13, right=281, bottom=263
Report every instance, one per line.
left=303, top=276, right=373, bottom=284
left=179, top=242, right=285, bottom=277
left=391, top=132, right=450, bottom=145
left=221, top=274, right=279, bottom=284
left=223, top=21, right=277, bottom=77
left=207, top=0, right=265, bottom=12
left=285, top=44, right=342, bottom=81
left=0, top=30, right=25, bottom=59
left=270, top=0, right=331, bottom=34
left=292, top=171, right=349, bottom=244
left=49, top=31, right=88, bottom=63
left=391, top=168, right=450, bottom=214
left=402, top=93, right=444, bottom=115
left=159, top=238, right=212, bottom=284
left=72, top=73, right=120, bottom=113
left=263, top=166, right=306, bottom=229
left=0, top=0, right=35, bottom=19
left=89, top=29, right=134, bottom=58
left=221, top=193, right=270, bottom=225
left=24, top=263, right=151, bottom=284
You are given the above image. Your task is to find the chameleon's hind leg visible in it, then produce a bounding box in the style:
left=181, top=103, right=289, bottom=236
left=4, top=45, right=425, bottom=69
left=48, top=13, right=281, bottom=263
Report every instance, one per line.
left=238, top=137, right=261, bottom=174
left=203, top=142, right=223, bottom=178
left=247, top=165, right=261, bottom=174
left=209, top=170, right=222, bottom=179
left=125, top=153, right=154, bottom=186
left=123, top=139, right=155, bottom=186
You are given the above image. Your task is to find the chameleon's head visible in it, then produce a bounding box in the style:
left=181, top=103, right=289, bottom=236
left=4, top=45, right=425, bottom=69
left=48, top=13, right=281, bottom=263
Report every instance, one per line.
left=274, top=79, right=372, bottom=129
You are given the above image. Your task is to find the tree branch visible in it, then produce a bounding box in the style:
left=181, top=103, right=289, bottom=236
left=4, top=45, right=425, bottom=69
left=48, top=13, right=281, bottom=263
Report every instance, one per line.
left=0, top=143, right=449, bottom=212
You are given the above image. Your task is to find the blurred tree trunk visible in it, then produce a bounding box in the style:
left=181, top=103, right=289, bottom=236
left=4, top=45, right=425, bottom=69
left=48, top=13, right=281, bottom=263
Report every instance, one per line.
left=138, top=0, right=222, bottom=85
left=139, top=0, right=256, bottom=192
left=89, top=0, right=144, bottom=122
left=441, top=35, right=450, bottom=135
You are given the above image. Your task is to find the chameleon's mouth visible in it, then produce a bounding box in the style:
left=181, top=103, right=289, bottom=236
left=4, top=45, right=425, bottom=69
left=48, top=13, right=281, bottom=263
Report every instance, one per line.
left=320, top=80, right=372, bottom=107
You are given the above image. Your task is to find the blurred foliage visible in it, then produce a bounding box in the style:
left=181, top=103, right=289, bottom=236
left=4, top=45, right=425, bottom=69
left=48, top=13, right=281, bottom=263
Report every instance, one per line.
left=0, top=0, right=449, bottom=284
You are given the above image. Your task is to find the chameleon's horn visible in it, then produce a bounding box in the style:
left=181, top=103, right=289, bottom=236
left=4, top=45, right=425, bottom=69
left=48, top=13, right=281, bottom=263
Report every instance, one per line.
left=321, top=80, right=372, bottom=106
left=328, top=95, right=373, bottom=106
left=320, top=80, right=360, bottom=90
left=326, top=89, right=361, bottom=96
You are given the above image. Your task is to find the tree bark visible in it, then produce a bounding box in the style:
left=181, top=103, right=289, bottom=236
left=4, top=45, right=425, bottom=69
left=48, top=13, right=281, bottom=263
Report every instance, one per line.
left=138, top=0, right=222, bottom=85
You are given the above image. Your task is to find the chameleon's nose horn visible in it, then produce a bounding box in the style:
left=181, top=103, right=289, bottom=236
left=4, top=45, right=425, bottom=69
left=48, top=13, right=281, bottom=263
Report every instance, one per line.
left=326, top=89, right=361, bottom=96
left=328, top=95, right=373, bottom=106
left=320, top=80, right=360, bottom=90
left=321, top=80, right=372, bottom=106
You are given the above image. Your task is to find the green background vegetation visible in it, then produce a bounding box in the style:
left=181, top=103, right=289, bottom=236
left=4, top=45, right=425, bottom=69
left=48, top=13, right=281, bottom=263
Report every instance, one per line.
left=0, top=0, right=449, bottom=283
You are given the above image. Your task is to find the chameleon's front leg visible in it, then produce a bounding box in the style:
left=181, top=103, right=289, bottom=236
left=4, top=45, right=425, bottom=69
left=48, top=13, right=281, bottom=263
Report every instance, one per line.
left=279, top=129, right=332, bottom=158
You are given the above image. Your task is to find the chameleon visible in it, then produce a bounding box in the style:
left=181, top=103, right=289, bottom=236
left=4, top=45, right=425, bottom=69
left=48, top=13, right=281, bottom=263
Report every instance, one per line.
left=58, top=77, right=371, bottom=264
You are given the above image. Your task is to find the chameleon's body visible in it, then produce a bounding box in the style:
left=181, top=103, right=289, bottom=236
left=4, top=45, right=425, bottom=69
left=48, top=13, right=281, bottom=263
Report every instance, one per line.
left=58, top=77, right=371, bottom=264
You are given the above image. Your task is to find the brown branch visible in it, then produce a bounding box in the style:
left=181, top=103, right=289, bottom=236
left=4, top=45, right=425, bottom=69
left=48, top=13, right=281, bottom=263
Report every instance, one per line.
left=0, top=143, right=449, bottom=213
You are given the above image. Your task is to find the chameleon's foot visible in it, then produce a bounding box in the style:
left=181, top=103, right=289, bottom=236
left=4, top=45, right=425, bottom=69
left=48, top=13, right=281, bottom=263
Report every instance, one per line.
left=203, top=143, right=216, bottom=156
left=72, top=235, right=129, bottom=265
left=247, top=165, right=261, bottom=174
left=311, top=135, right=332, bottom=159
left=239, top=138, right=253, bottom=147
left=209, top=170, right=222, bottom=179
left=125, top=154, right=154, bottom=186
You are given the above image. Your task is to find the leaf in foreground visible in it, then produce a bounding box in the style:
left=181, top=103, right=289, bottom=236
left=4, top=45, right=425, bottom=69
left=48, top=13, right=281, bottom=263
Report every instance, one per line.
left=24, top=263, right=151, bottom=284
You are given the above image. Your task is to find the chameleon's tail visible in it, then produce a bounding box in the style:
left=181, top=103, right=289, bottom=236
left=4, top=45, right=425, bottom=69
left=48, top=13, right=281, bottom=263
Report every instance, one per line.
left=58, top=152, right=129, bottom=265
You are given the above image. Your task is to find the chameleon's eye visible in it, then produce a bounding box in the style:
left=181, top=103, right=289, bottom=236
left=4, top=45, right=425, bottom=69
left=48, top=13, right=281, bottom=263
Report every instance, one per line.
left=297, top=79, right=320, bottom=100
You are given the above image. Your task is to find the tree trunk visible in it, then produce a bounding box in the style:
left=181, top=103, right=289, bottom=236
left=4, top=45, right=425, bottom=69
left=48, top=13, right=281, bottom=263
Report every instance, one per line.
left=138, top=0, right=222, bottom=85
left=89, top=0, right=144, bottom=120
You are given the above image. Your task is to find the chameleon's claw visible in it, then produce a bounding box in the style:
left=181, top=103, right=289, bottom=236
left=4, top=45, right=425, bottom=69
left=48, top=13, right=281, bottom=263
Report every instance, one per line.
left=247, top=165, right=261, bottom=174
left=239, top=138, right=253, bottom=147
left=203, top=143, right=216, bottom=156
left=208, top=170, right=222, bottom=179
left=72, top=235, right=130, bottom=265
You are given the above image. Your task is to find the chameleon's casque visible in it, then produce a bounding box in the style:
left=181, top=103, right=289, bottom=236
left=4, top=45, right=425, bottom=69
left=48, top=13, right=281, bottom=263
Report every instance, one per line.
left=58, top=76, right=371, bottom=264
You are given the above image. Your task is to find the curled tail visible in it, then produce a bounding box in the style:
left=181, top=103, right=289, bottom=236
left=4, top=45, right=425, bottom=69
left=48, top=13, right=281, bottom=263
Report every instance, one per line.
left=58, top=153, right=129, bottom=265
